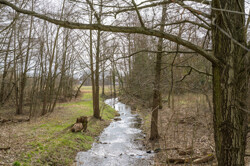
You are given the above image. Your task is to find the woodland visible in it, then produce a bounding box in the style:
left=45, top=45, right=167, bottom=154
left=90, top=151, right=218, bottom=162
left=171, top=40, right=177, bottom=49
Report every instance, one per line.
left=0, top=0, right=249, bottom=165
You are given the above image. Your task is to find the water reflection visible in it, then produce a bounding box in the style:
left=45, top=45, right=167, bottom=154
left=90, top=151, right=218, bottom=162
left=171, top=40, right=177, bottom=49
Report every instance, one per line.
left=75, top=98, right=154, bottom=166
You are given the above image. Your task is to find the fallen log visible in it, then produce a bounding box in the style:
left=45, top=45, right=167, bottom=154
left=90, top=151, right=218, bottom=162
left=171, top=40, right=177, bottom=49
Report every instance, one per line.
left=178, top=147, right=194, bottom=156
left=193, top=154, right=214, bottom=164
left=164, top=147, right=179, bottom=150
left=166, top=158, right=186, bottom=164
left=166, top=157, right=199, bottom=164
left=166, top=155, right=213, bottom=164
left=0, top=118, right=10, bottom=123
left=12, top=116, right=30, bottom=123
left=0, top=116, right=29, bottom=124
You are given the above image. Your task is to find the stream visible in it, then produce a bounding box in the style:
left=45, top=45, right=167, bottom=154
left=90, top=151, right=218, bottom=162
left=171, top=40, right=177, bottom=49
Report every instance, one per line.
left=75, top=98, right=154, bottom=166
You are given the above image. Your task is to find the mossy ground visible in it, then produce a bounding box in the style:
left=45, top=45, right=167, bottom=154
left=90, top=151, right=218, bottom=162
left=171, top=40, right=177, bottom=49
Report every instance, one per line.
left=1, top=86, right=116, bottom=166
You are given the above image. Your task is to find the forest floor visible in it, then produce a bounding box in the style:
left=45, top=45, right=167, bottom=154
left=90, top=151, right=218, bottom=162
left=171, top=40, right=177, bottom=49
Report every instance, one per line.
left=0, top=86, right=117, bottom=166
left=121, top=93, right=250, bottom=166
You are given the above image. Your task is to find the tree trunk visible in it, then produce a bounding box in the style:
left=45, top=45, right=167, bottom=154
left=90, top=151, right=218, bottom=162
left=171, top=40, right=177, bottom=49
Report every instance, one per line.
left=42, top=26, right=60, bottom=115
left=89, top=29, right=96, bottom=116
left=101, top=54, right=105, bottom=96
left=0, top=29, right=13, bottom=105
left=110, top=70, right=112, bottom=97
left=17, top=1, right=34, bottom=115
left=93, top=28, right=101, bottom=119
left=112, top=58, right=116, bottom=98
left=51, top=28, right=69, bottom=112
left=92, top=0, right=103, bottom=119
left=75, top=74, right=90, bottom=98
left=149, top=4, right=167, bottom=140
left=211, top=0, right=249, bottom=165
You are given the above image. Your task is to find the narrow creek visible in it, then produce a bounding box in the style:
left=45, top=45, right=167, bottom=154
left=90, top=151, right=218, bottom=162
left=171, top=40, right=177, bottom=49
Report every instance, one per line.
left=75, top=98, right=154, bottom=166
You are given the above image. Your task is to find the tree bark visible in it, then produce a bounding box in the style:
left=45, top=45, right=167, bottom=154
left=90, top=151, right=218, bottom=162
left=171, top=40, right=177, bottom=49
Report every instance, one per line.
left=89, top=28, right=96, bottom=117
left=92, top=0, right=103, bottom=119
left=93, top=28, right=101, bottom=119
left=211, top=0, right=249, bottom=165
left=149, top=3, right=167, bottom=140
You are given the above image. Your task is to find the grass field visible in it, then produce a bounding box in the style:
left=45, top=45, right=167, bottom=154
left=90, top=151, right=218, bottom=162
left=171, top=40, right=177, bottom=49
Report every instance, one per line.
left=0, top=86, right=117, bottom=166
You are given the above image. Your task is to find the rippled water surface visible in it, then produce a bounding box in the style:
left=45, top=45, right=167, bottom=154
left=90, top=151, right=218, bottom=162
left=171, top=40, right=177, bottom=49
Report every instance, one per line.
left=75, top=98, right=154, bottom=166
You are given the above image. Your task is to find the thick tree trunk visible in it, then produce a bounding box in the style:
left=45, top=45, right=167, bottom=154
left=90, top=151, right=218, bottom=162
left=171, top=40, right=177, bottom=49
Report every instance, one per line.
left=211, top=0, right=249, bottom=165
left=149, top=4, right=167, bottom=140
left=92, top=0, right=103, bottom=119
left=150, top=48, right=162, bottom=139
left=93, top=28, right=101, bottom=119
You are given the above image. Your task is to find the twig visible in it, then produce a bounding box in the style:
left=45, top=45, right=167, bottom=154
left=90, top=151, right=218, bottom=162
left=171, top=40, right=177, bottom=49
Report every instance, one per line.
left=154, top=20, right=211, bottom=30
left=0, top=147, right=10, bottom=151
left=175, top=65, right=212, bottom=77
left=177, top=67, right=193, bottom=82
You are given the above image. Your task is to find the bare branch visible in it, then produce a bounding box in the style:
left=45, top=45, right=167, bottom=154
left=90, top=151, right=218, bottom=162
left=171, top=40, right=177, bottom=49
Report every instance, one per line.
left=86, top=0, right=100, bottom=21
left=114, top=0, right=171, bottom=15
left=113, top=0, right=210, bottom=16
left=176, top=1, right=211, bottom=19
left=0, top=0, right=220, bottom=65
left=131, top=0, right=145, bottom=28
left=245, top=10, right=250, bottom=38
left=177, top=67, right=192, bottom=82
left=211, top=7, right=250, bottom=16
left=154, top=20, right=211, bottom=30
left=175, top=65, right=212, bottom=76
left=0, top=13, right=19, bottom=33
left=122, top=49, right=210, bottom=59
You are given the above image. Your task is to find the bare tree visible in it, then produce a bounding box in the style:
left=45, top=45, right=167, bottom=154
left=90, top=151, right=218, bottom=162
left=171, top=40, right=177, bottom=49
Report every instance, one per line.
left=0, top=0, right=249, bottom=164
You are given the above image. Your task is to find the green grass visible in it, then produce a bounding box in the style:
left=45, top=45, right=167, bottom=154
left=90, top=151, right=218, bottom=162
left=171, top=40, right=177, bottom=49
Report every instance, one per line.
left=15, top=86, right=117, bottom=166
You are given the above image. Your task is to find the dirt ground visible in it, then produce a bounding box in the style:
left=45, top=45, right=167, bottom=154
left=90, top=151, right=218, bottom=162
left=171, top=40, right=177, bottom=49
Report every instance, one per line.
left=122, top=93, right=250, bottom=166
left=0, top=96, right=82, bottom=165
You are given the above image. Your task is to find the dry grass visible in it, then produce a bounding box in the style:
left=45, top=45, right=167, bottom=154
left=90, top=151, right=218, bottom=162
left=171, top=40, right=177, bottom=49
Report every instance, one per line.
left=152, top=94, right=215, bottom=166
left=122, top=93, right=250, bottom=166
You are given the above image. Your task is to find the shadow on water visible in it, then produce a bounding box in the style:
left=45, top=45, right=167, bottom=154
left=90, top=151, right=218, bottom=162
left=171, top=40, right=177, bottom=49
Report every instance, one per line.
left=75, top=98, right=154, bottom=166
